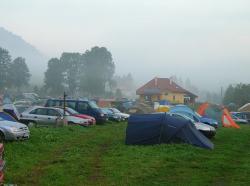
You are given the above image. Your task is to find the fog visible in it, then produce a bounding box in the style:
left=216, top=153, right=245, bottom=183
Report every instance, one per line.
left=1, top=0, right=250, bottom=92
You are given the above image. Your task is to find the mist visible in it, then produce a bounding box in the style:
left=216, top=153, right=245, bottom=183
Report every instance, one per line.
left=1, top=0, right=250, bottom=92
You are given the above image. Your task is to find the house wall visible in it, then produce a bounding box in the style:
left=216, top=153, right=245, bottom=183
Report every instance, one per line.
left=161, top=92, right=185, bottom=104
left=139, top=92, right=185, bottom=104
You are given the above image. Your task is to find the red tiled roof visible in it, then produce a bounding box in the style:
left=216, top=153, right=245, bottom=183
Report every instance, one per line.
left=136, top=77, right=197, bottom=97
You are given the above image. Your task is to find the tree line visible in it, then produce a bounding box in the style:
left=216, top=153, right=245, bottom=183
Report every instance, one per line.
left=0, top=47, right=30, bottom=93
left=223, top=83, right=250, bottom=108
left=44, top=46, right=116, bottom=97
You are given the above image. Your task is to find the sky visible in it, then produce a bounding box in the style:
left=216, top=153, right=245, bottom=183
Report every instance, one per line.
left=0, top=0, right=250, bottom=91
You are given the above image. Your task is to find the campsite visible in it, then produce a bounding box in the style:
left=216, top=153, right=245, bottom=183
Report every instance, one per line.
left=3, top=122, right=250, bottom=185
left=1, top=1, right=250, bottom=185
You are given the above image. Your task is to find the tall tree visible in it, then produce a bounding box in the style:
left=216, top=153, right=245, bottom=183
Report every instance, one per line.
left=83, top=46, right=115, bottom=96
left=60, top=53, right=83, bottom=95
left=0, top=47, right=11, bottom=91
left=9, top=57, right=30, bottom=90
left=44, top=58, right=64, bottom=96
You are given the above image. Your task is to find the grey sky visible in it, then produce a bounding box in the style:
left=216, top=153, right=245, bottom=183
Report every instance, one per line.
left=1, top=0, right=250, bottom=91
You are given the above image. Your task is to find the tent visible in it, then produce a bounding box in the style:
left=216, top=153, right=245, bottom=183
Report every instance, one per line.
left=125, top=113, right=214, bottom=150
left=197, top=103, right=240, bottom=129
left=238, top=103, right=250, bottom=112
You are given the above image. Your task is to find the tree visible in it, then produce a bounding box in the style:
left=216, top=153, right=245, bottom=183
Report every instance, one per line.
left=223, top=83, right=250, bottom=107
left=0, top=47, right=11, bottom=91
left=83, top=46, right=115, bottom=96
left=9, top=57, right=30, bottom=90
left=60, top=53, right=83, bottom=95
left=44, top=58, right=64, bottom=96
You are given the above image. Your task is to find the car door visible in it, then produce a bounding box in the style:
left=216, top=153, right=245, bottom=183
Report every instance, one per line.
left=29, top=108, right=48, bottom=125
left=77, top=102, right=89, bottom=115
left=47, top=109, right=61, bottom=125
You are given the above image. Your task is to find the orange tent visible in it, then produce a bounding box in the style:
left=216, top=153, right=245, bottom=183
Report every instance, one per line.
left=221, top=108, right=240, bottom=128
left=197, top=103, right=240, bottom=129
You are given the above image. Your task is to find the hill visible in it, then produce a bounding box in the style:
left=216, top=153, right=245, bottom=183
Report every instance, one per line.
left=0, top=27, right=47, bottom=84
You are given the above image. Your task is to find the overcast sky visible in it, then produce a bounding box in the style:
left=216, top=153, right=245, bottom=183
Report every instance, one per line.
left=1, top=0, right=250, bottom=91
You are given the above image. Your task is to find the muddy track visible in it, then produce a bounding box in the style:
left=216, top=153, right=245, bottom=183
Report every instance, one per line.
left=87, top=142, right=111, bottom=185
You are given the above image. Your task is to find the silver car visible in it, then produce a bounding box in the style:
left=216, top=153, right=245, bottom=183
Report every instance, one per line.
left=20, top=106, right=90, bottom=126
left=168, top=112, right=216, bottom=139
left=0, top=116, right=30, bottom=141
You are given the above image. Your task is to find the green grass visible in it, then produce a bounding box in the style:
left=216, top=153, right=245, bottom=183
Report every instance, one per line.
left=3, top=123, right=250, bottom=186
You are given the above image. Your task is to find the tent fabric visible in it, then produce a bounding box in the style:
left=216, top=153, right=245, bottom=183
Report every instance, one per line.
left=0, top=112, right=17, bottom=122
left=238, top=103, right=250, bottom=112
left=126, top=113, right=214, bottom=149
left=197, top=103, right=239, bottom=128
left=222, top=109, right=240, bottom=128
left=197, top=103, right=209, bottom=116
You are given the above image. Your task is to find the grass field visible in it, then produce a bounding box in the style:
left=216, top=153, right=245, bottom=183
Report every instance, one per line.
left=3, top=122, right=250, bottom=186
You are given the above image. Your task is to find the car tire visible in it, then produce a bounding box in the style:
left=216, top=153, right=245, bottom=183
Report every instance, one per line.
left=68, top=122, right=74, bottom=125
left=0, top=132, right=5, bottom=142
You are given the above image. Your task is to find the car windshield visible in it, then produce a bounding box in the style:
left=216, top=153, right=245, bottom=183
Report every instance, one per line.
left=111, top=108, right=121, bottom=113
left=66, top=107, right=79, bottom=114
left=89, top=101, right=99, bottom=109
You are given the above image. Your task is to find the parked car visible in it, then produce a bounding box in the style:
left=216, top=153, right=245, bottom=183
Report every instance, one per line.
left=0, top=116, right=30, bottom=141
left=101, top=108, right=122, bottom=122
left=108, top=108, right=130, bottom=120
left=168, top=112, right=216, bottom=139
left=55, top=107, right=96, bottom=125
left=170, top=106, right=218, bottom=128
left=231, top=114, right=248, bottom=124
left=20, top=106, right=90, bottom=127
left=45, top=99, right=107, bottom=124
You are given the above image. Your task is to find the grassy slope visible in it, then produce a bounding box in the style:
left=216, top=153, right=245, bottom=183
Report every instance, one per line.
left=4, top=123, right=250, bottom=186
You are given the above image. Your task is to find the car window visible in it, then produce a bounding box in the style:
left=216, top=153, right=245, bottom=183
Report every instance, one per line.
left=34, top=108, right=47, bottom=115
left=47, top=109, right=61, bottom=116
left=66, top=101, right=76, bottom=109
left=89, top=101, right=99, bottom=109
left=78, top=102, right=89, bottom=113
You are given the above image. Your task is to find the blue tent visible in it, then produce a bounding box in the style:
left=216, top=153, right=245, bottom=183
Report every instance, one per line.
left=126, top=113, right=214, bottom=149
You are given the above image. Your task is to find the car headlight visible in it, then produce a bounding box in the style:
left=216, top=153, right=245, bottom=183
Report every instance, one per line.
left=100, top=113, right=104, bottom=117
left=9, top=127, right=20, bottom=133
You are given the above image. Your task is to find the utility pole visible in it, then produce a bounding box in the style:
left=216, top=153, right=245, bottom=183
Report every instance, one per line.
left=63, top=91, right=67, bottom=117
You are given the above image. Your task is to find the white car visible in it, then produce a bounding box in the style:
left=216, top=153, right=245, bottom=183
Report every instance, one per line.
left=108, top=108, right=130, bottom=120
left=20, top=106, right=91, bottom=126
left=0, top=116, right=30, bottom=141
left=168, top=113, right=216, bottom=139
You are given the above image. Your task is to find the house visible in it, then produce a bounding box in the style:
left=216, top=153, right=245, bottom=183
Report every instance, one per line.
left=136, top=77, right=197, bottom=104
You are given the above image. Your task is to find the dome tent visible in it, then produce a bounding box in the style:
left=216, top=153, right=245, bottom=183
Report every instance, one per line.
left=125, top=113, right=214, bottom=150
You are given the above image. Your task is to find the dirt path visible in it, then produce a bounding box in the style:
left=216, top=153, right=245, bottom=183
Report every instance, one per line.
left=87, top=142, right=111, bottom=185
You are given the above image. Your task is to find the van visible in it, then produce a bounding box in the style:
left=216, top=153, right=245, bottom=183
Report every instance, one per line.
left=45, top=99, right=107, bottom=124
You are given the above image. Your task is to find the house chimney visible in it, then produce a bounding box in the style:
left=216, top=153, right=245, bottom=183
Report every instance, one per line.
left=154, top=77, right=158, bottom=87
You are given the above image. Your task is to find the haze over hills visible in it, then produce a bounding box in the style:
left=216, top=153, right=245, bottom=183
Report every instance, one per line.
left=0, top=27, right=47, bottom=84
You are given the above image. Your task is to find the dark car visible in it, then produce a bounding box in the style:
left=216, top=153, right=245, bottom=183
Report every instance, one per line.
left=45, top=99, right=107, bottom=124
left=101, top=108, right=122, bottom=122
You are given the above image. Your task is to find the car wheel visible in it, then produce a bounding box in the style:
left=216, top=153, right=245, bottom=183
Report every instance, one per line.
left=0, top=132, right=5, bottom=142
left=68, top=122, right=74, bottom=125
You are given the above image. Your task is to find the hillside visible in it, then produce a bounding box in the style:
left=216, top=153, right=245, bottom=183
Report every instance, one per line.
left=0, top=27, right=47, bottom=84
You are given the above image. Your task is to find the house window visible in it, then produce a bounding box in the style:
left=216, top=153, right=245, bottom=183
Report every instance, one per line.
left=173, top=95, right=176, bottom=101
